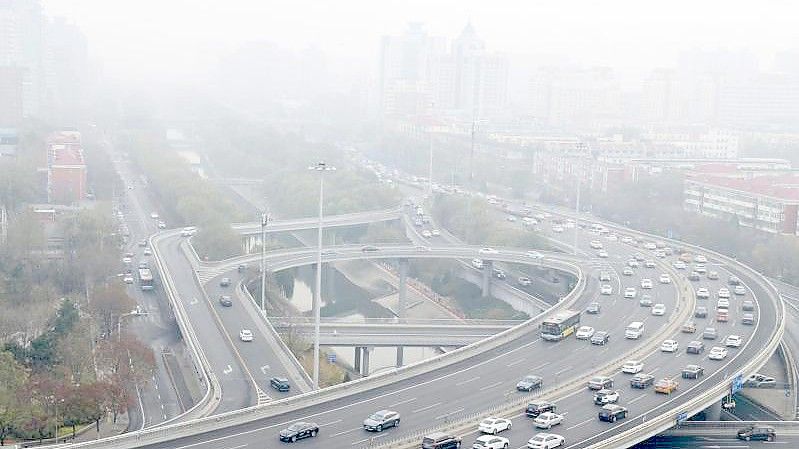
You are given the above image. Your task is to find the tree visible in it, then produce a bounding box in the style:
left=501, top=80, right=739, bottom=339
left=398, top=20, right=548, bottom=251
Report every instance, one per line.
left=0, top=351, right=27, bottom=446
left=88, top=284, right=135, bottom=339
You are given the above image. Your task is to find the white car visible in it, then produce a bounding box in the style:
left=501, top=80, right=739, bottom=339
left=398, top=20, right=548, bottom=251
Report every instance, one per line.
left=478, top=417, right=512, bottom=434
left=643, top=242, right=657, bottom=250
left=627, top=259, right=640, bottom=268
left=180, top=226, right=197, bottom=237
left=651, top=304, right=666, bottom=316
left=661, top=339, right=679, bottom=352
left=473, top=435, right=510, bottom=449
left=590, top=240, right=603, bottom=249
left=143, top=248, right=152, bottom=256
left=708, top=346, right=728, bottom=360
left=659, top=274, right=671, bottom=284
left=527, top=433, right=565, bottom=449
left=673, top=261, right=687, bottom=270
left=641, top=279, right=653, bottom=289
left=123, top=276, right=134, bottom=284
left=624, top=287, right=637, bottom=299
left=122, top=256, right=133, bottom=264
left=527, top=251, right=544, bottom=260
left=621, top=236, right=634, bottom=244
left=157, top=220, right=167, bottom=229
left=472, top=258, right=484, bottom=269
left=239, top=329, right=254, bottom=342
left=552, top=225, right=564, bottom=233
left=600, top=284, right=613, bottom=295
left=534, top=412, right=564, bottom=429
left=717, top=298, right=730, bottom=309
left=150, top=212, right=159, bottom=219
left=622, top=360, right=644, bottom=374
left=696, top=288, right=710, bottom=299
left=597, top=250, right=609, bottom=258
left=506, top=215, right=517, bottom=222
left=694, top=254, right=707, bottom=263
left=576, top=326, right=595, bottom=340
left=645, top=260, right=656, bottom=268
left=734, top=285, right=746, bottom=296
left=421, top=230, right=432, bottom=238
left=718, top=288, right=731, bottom=299
left=622, top=268, right=634, bottom=276
left=725, top=335, right=742, bottom=348
left=479, top=247, right=499, bottom=255
left=606, top=234, right=618, bottom=241
left=431, top=229, right=441, bottom=237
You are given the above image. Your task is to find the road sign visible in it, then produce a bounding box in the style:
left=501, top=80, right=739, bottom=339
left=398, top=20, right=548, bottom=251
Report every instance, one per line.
left=676, top=411, right=688, bottom=424
left=732, top=373, right=744, bottom=394
left=327, top=353, right=337, bottom=364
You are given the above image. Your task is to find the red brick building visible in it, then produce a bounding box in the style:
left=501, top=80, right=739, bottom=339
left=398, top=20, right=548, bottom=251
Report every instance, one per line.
left=47, top=131, right=87, bottom=205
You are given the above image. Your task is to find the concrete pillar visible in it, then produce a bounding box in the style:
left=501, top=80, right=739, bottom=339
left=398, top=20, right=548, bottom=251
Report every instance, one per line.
left=325, top=264, right=336, bottom=305
left=482, top=260, right=493, bottom=298
left=398, top=259, right=409, bottom=318
left=354, top=346, right=362, bottom=374
left=704, top=400, right=722, bottom=421
left=396, top=347, right=404, bottom=367
left=362, top=346, right=372, bottom=376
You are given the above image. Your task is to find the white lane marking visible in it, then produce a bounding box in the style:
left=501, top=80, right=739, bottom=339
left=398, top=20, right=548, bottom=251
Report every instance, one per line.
left=351, top=438, right=370, bottom=446
left=435, top=408, right=464, bottom=420
left=223, top=364, right=233, bottom=375
left=554, top=366, right=573, bottom=376
left=507, top=359, right=525, bottom=367
left=189, top=297, right=198, bottom=305
left=222, top=445, right=247, bottom=449
left=565, top=417, right=593, bottom=430
left=456, top=376, right=480, bottom=386
left=319, top=419, right=342, bottom=427
left=412, top=402, right=441, bottom=414
left=330, top=428, right=359, bottom=438
left=260, top=365, right=270, bottom=374
left=479, top=381, right=503, bottom=391
left=628, top=393, right=648, bottom=404
left=389, top=397, right=416, bottom=408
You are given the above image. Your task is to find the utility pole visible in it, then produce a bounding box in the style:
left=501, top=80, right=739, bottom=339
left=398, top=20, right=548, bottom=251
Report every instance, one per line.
left=260, top=212, right=271, bottom=317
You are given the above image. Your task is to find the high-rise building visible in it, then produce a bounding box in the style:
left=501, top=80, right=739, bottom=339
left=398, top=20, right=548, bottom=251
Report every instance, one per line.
left=529, top=67, right=621, bottom=128
left=0, top=0, right=47, bottom=123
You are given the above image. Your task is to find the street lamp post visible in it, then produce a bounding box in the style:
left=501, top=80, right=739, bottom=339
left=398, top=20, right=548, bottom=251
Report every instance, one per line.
left=309, top=161, right=335, bottom=389
left=260, top=212, right=272, bottom=317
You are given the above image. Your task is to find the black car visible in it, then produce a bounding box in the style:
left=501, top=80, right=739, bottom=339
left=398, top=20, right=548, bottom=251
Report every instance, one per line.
left=525, top=400, right=556, bottom=418
left=694, top=306, right=708, bottom=318
left=279, top=422, right=319, bottom=442
left=361, top=245, right=380, bottom=252
left=688, top=272, right=701, bottom=281
left=219, top=295, right=233, bottom=307
left=270, top=376, right=290, bottom=392
left=220, top=277, right=231, bottom=287
left=737, top=425, right=775, bottom=441
left=728, top=276, right=741, bottom=286
left=598, top=404, right=628, bottom=422
left=742, top=313, right=755, bottom=325
left=681, top=364, right=704, bottom=379
left=686, top=341, right=705, bottom=354
left=237, top=264, right=247, bottom=273
left=586, top=302, right=601, bottom=314
left=590, top=331, right=610, bottom=345
left=630, top=373, right=654, bottom=389
left=742, top=300, right=755, bottom=311
left=421, top=432, right=461, bottom=449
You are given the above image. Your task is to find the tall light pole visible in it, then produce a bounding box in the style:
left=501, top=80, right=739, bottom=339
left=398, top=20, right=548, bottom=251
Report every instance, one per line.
left=309, top=161, right=335, bottom=389
left=260, top=212, right=271, bottom=317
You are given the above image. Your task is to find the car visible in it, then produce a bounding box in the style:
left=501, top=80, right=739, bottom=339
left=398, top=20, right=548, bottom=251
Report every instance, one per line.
left=478, top=417, right=511, bottom=435
left=122, top=256, right=133, bottom=264
left=479, top=247, right=498, bottom=255
left=422, top=432, right=461, bottom=449
left=137, top=239, right=148, bottom=247
left=180, top=226, right=197, bottom=237
left=506, top=215, right=517, bottom=222
left=658, top=274, right=671, bottom=284
left=237, top=264, right=248, bottom=273
left=600, top=284, right=613, bottom=295
left=422, top=230, right=432, bottom=238
left=742, top=300, right=755, bottom=311
left=651, top=304, right=666, bottom=316
left=640, top=279, right=653, bottom=289
left=737, top=426, right=776, bottom=442
left=696, top=288, right=710, bottom=299
left=239, top=329, right=253, bottom=342
left=599, top=271, right=611, bottom=281
left=576, top=326, right=595, bottom=340
left=518, top=276, right=533, bottom=287
left=694, top=264, right=707, bottom=274
left=707, top=270, right=720, bottom=280
left=472, top=258, right=484, bottom=269
left=621, top=236, right=634, bottom=244
left=695, top=306, right=708, bottom=318
left=598, top=404, right=628, bottom=423
left=218, top=295, right=232, bottom=307
left=589, top=240, right=603, bottom=249
left=279, top=422, right=319, bottom=442
left=745, top=373, right=776, bottom=388
left=270, top=377, right=290, bottom=392
left=734, top=285, right=746, bottom=296
left=624, top=287, right=637, bottom=298
left=708, top=346, right=728, bottom=360
left=493, top=268, right=506, bottom=279
left=143, top=248, right=152, bottom=256
left=597, top=250, right=609, bottom=258
left=622, top=267, right=634, bottom=276
left=630, top=373, right=654, bottom=389
left=694, top=254, right=707, bottom=263
left=679, top=253, right=693, bottom=263
left=686, top=340, right=705, bottom=354
left=533, top=412, right=564, bottom=430
left=716, top=309, right=729, bottom=322
left=673, top=261, right=687, bottom=270
left=702, top=327, right=718, bottom=340
left=660, top=339, right=679, bottom=352
left=681, top=321, right=696, bottom=333
left=586, top=302, right=601, bottom=314
left=525, top=400, right=556, bottom=418
left=361, top=245, right=379, bottom=252
left=590, top=331, right=610, bottom=345
left=588, top=376, right=613, bottom=390
left=654, top=378, right=679, bottom=394
left=606, top=234, right=618, bottom=241
left=627, top=259, right=640, bottom=268
left=655, top=250, right=667, bottom=258
left=639, top=296, right=653, bottom=307
left=472, top=435, right=509, bottom=449
left=431, top=229, right=441, bottom=236
left=527, top=251, right=544, bottom=260
left=681, top=364, right=704, bottom=379
left=157, top=220, right=166, bottom=229
left=643, top=242, right=657, bottom=250
left=150, top=212, right=159, bottom=219
left=717, top=297, right=730, bottom=309
left=742, top=313, right=755, bottom=325
left=220, top=277, right=231, bottom=287
left=123, top=276, right=134, bottom=284
left=364, top=410, right=400, bottom=432
left=688, top=271, right=701, bottom=281
left=516, top=375, right=543, bottom=392
left=645, top=260, right=656, bottom=268
left=593, top=389, right=620, bottom=405
left=622, top=360, right=644, bottom=374
left=551, top=225, right=564, bottom=233
left=526, top=433, right=565, bottom=449
left=724, top=335, right=742, bottom=348
left=718, top=288, right=731, bottom=299
left=728, top=276, right=742, bottom=286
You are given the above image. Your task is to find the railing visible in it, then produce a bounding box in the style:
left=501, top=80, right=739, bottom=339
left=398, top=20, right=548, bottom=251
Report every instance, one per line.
left=267, top=316, right=524, bottom=327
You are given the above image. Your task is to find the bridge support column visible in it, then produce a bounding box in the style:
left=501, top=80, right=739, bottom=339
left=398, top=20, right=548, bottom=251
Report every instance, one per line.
left=396, top=347, right=404, bottom=367
left=482, top=260, right=493, bottom=298
left=704, top=400, right=722, bottom=421
left=397, top=258, right=408, bottom=368
left=325, top=264, right=336, bottom=305
left=354, top=346, right=362, bottom=374
left=361, top=346, right=372, bottom=376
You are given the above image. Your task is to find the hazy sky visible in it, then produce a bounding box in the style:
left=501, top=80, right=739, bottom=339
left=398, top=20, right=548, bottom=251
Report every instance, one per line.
left=43, top=0, right=798, bottom=83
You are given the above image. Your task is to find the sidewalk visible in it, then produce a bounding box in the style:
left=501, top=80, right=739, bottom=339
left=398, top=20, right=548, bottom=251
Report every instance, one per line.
left=69, top=413, right=130, bottom=444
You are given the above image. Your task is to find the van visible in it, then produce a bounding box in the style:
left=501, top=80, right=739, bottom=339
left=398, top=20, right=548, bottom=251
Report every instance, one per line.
left=421, top=432, right=461, bottom=449
left=625, top=321, right=644, bottom=339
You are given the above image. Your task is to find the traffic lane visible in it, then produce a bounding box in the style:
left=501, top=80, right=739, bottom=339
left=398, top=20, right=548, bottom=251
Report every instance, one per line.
left=635, top=434, right=785, bottom=448
left=157, top=235, right=256, bottom=413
